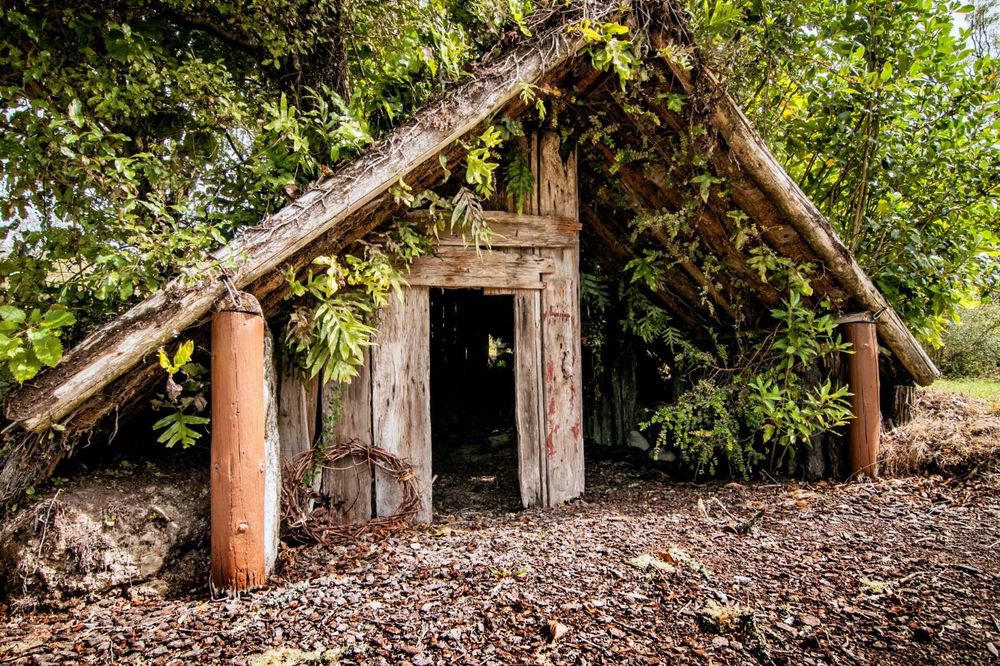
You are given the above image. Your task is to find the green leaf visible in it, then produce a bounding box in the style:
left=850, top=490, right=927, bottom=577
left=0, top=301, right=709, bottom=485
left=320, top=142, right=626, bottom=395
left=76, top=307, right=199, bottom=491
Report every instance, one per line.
left=28, top=329, right=62, bottom=367
left=0, top=306, right=26, bottom=324
left=68, top=99, right=84, bottom=128
left=40, top=307, right=75, bottom=329
left=8, top=347, right=41, bottom=383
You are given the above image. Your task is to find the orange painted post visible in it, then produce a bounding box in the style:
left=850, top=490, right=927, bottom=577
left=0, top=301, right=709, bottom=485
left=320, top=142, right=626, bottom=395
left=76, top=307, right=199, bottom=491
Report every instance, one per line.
left=210, top=295, right=267, bottom=594
left=843, top=315, right=881, bottom=479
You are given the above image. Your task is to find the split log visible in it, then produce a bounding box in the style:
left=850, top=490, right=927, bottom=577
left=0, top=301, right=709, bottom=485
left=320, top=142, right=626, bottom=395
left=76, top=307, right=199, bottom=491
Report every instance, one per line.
left=889, top=385, right=917, bottom=429
left=210, top=297, right=267, bottom=594
left=321, top=348, right=373, bottom=525
left=263, top=327, right=281, bottom=574
left=406, top=210, right=581, bottom=248
left=407, top=247, right=555, bottom=290
left=276, top=355, right=320, bottom=465
left=537, top=132, right=585, bottom=504
left=514, top=290, right=548, bottom=507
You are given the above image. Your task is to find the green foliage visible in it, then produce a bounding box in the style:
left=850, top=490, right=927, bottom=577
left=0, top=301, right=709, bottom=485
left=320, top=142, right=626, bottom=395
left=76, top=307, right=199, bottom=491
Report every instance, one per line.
left=0, top=0, right=525, bottom=391
left=284, top=258, right=380, bottom=385
left=577, top=20, right=641, bottom=89
left=581, top=272, right=611, bottom=318
left=284, top=221, right=432, bottom=384
left=152, top=411, right=211, bottom=450
left=0, top=305, right=75, bottom=384
left=504, top=150, right=535, bottom=214
left=698, top=0, right=1000, bottom=344
left=463, top=126, right=504, bottom=197
left=936, top=301, right=1000, bottom=378
left=151, top=341, right=208, bottom=448
left=157, top=340, right=194, bottom=375
left=644, top=379, right=758, bottom=477
left=630, top=240, right=853, bottom=478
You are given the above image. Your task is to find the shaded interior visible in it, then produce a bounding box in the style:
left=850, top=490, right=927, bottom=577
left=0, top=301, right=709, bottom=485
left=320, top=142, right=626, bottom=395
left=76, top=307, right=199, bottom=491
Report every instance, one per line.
left=429, top=288, right=521, bottom=514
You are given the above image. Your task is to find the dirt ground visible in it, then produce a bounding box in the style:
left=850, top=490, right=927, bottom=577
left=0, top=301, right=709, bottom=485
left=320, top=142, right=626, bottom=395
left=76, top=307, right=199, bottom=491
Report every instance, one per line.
left=2, top=448, right=998, bottom=666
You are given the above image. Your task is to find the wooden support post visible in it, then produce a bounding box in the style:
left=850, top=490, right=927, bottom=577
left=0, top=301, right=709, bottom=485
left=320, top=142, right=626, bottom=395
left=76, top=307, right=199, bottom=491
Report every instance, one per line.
left=843, top=314, right=881, bottom=479
left=210, top=296, right=267, bottom=594
left=514, top=290, right=547, bottom=507
left=537, top=133, right=585, bottom=504
left=277, top=356, right=320, bottom=465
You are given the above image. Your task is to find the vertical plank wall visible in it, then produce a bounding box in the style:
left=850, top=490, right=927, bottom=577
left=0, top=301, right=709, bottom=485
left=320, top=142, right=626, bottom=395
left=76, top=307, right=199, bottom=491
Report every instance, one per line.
left=276, top=356, right=319, bottom=466
left=537, top=133, right=585, bottom=504
left=321, top=348, right=374, bottom=524
left=372, top=288, right=433, bottom=523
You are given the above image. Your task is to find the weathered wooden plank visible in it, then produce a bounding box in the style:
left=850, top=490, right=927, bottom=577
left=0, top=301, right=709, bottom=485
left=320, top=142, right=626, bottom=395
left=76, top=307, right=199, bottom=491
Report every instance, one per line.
left=514, top=290, right=547, bottom=507
left=320, top=348, right=373, bottom=524
left=372, top=288, right=432, bottom=523
left=276, top=356, right=319, bottom=465
left=407, top=248, right=554, bottom=290
left=408, top=211, right=581, bottom=248
left=537, top=132, right=585, bottom=505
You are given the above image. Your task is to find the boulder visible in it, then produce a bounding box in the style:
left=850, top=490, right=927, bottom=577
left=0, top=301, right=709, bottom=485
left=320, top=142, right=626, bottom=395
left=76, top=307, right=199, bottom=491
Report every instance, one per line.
left=0, top=464, right=208, bottom=606
left=626, top=430, right=650, bottom=451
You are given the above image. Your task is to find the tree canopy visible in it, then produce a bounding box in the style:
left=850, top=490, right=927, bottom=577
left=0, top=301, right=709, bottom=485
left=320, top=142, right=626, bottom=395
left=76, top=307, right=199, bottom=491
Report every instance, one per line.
left=0, top=0, right=997, bottom=393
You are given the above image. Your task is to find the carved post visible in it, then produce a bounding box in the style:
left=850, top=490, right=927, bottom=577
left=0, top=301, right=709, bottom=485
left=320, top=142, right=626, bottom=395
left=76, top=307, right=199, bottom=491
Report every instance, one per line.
left=842, top=313, right=881, bottom=479
left=211, top=294, right=267, bottom=594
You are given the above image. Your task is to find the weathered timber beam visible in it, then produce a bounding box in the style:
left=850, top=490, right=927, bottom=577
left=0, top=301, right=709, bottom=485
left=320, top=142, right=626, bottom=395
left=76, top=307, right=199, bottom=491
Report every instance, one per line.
left=651, top=33, right=938, bottom=385
left=406, top=210, right=581, bottom=248
left=5, top=20, right=596, bottom=432
left=407, top=248, right=555, bottom=290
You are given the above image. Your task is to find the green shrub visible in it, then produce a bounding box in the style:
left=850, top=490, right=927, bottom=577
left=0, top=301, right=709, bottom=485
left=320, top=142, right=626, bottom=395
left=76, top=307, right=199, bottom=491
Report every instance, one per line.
left=936, top=301, right=1000, bottom=379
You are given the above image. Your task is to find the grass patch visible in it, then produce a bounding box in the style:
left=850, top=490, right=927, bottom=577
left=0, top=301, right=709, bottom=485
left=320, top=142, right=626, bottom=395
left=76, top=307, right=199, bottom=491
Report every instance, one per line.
left=932, top=378, right=1000, bottom=405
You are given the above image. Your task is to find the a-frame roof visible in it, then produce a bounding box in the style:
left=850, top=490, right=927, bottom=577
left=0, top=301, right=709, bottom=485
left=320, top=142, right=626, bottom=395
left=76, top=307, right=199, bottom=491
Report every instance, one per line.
left=4, top=0, right=937, bottom=438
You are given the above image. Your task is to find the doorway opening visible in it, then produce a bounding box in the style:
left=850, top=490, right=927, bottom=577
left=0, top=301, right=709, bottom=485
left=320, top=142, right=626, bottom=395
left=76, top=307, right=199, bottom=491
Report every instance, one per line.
left=429, top=288, right=520, bottom=515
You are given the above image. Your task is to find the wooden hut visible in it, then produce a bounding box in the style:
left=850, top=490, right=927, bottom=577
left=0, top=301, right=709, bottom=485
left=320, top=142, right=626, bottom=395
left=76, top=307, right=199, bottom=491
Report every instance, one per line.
left=0, top=0, right=938, bottom=590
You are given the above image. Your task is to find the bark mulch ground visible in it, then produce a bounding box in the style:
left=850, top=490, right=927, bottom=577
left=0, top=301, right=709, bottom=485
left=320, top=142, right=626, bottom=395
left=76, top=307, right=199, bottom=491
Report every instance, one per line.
left=2, top=457, right=998, bottom=665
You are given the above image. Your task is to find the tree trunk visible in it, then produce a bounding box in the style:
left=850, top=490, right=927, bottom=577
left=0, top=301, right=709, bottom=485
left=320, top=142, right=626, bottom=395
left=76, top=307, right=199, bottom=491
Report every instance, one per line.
left=889, top=385, right=917, bottom=429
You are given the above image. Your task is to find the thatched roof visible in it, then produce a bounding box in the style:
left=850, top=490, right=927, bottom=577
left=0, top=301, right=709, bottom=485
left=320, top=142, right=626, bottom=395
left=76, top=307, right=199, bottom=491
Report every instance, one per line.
left=2, top=0, right=936, bottom=450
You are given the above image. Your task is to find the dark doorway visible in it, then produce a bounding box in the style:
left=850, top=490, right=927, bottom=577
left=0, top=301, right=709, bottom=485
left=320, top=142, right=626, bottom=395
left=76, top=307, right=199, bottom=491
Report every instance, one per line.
left=429, top=288, right=520, bottom=515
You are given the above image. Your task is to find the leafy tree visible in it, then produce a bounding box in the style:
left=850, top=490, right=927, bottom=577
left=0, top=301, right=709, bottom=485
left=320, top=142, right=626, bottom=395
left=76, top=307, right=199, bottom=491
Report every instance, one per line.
left=690, top=0, right=1000, bottom=344
left=0, top=0, right=527, bottom=389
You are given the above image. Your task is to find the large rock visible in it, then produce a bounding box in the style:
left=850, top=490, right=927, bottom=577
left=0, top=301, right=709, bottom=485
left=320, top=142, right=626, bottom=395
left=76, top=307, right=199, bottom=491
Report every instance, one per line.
left=0, top=464, right=208, bottom=606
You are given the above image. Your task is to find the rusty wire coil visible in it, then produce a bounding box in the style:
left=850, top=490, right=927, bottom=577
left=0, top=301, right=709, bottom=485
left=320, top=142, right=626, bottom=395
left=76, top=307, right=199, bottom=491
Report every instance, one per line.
left=281, top=439, right=421, bottom=544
